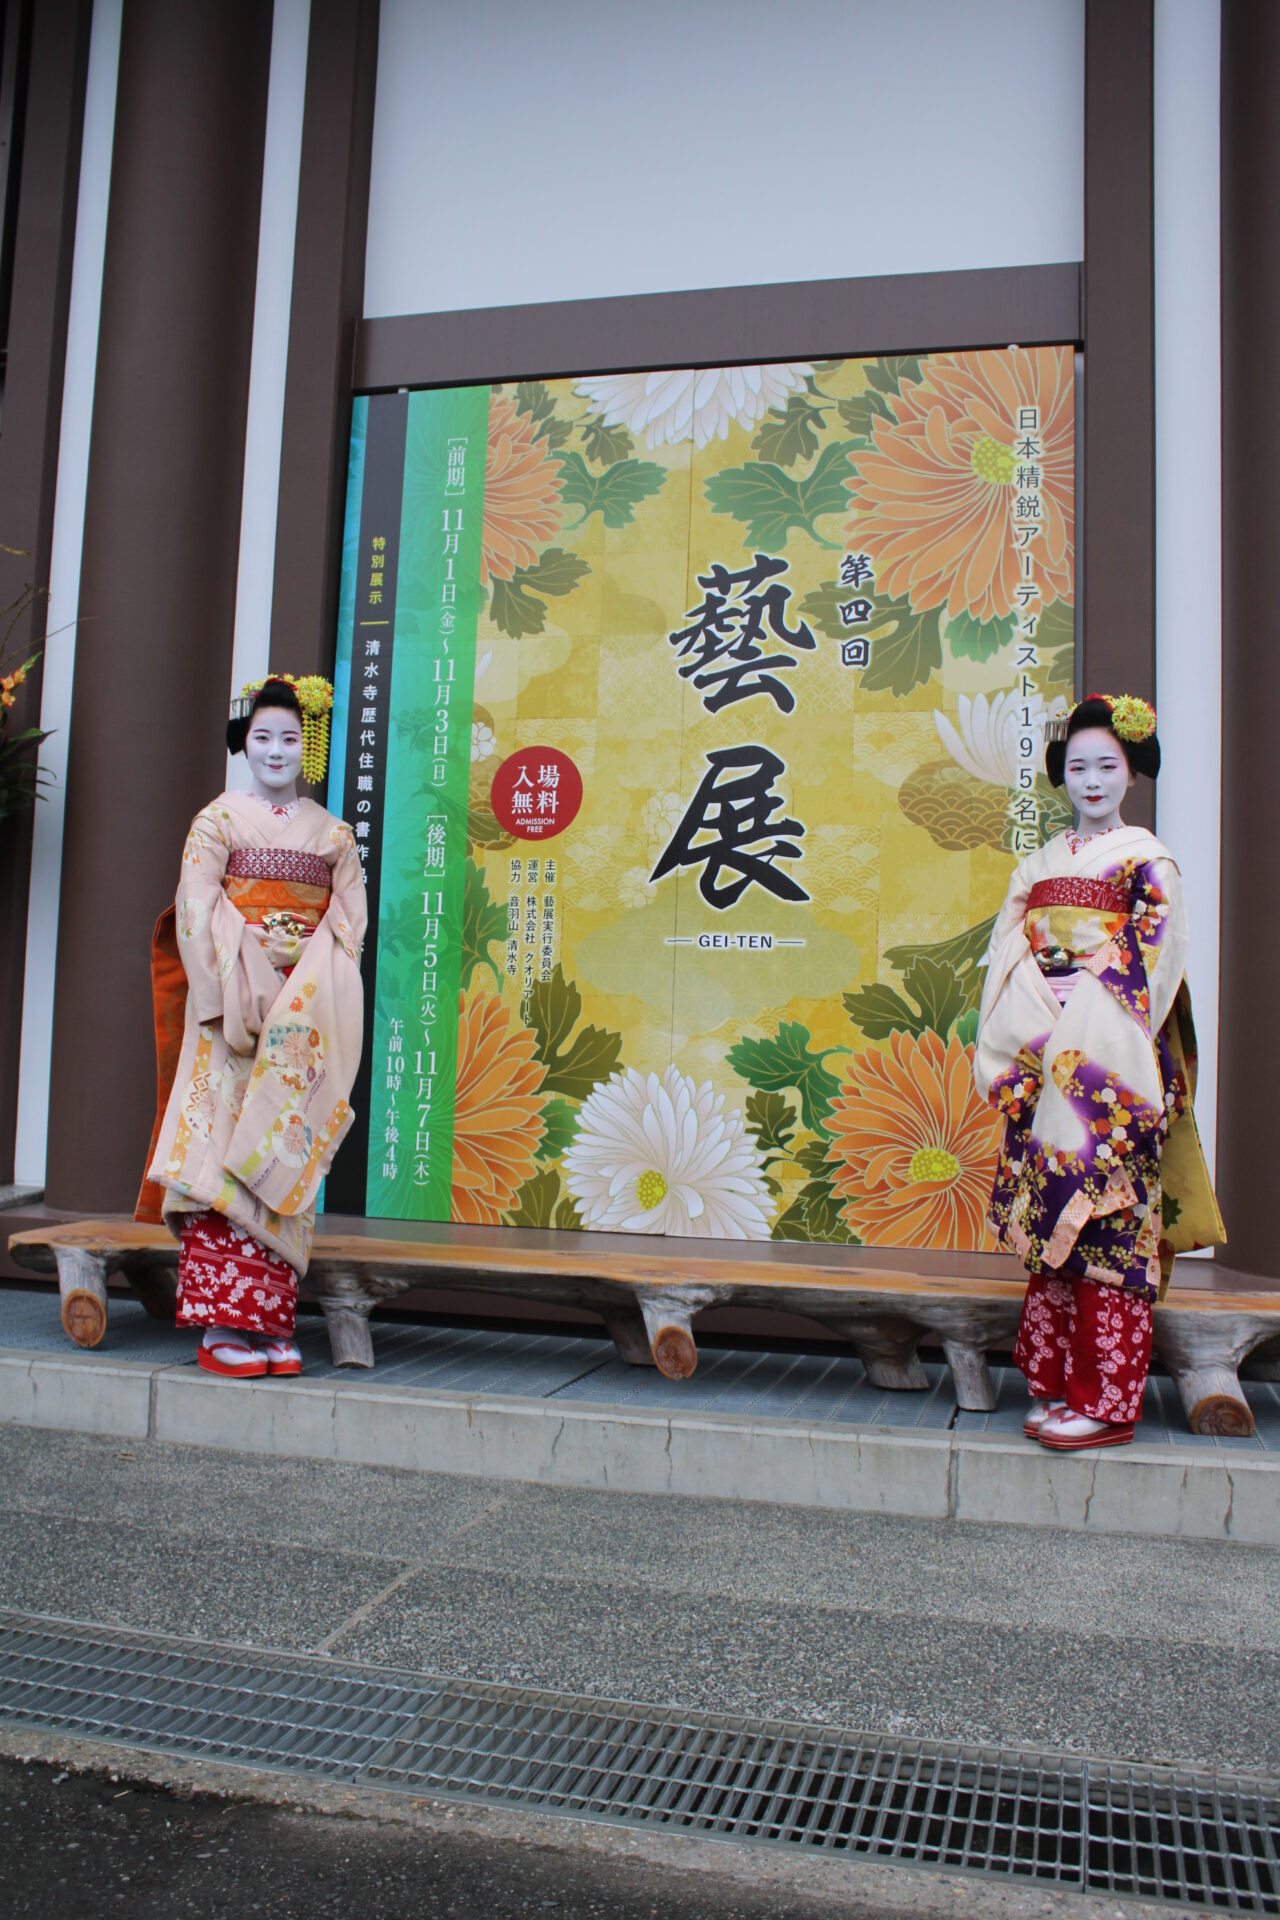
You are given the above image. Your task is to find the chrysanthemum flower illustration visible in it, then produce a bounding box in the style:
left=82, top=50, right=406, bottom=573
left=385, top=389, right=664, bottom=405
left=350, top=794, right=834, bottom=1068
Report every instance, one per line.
left=825, top=1031, right=1002, bottom=1249
left=564, top=1065, right=774, bottom=1237
left=451, top=988, right=546, bottom=1225
left=481, top=391, right=564, bottom=585
left=576, top=364, right=813, bottom=450
left=844, top=346, right=1074, bottom=624
left=933, top=689, right=1067, bottom=787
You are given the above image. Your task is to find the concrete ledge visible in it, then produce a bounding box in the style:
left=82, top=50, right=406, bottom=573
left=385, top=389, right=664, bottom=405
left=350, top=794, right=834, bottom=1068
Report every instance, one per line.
left=5, top=1348, right=1278, bottom=1545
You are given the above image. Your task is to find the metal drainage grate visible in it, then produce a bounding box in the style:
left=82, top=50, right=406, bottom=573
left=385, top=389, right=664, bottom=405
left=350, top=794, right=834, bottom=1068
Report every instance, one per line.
left=1, top=1616, right=1277, bottom=1911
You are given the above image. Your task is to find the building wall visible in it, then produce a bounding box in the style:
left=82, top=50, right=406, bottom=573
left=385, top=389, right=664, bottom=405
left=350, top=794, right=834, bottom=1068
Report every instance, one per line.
left=363, top=0, right=1085, bottom=318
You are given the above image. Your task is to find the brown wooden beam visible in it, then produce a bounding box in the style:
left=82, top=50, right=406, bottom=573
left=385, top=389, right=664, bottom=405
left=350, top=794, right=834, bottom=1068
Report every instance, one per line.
left=1082, top=0, right=1156, bottom=826
left=43, top=0, right=273, bottom=1212
left=1218, top=0, right=1280, bottom=1279
left=268, top=0, right=379, bottom=680
left=0, top=0, right=92, bottom=1183
left=355, top=261, right=1082, bottom=395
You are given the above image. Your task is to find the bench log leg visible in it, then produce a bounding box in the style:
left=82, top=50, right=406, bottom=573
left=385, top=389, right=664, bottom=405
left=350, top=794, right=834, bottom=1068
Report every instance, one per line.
left=320, top=1298, right=374, bottom=1369
left=1152, top=1313, right=1256, bottom=1437
left=942, top=1338, right=998, bottom=1412
left=603, top=1308, right=654, bottom=1369
left=635, top=1289, right=712, bottom=1382
left=124, top=1267, right=179, bottom=1322
left=826, top=1316, right=928, bottom=1392
left=56, top=1248, right=109, bottom=1349
left=1241, top=1335, right=1280, bottom=1383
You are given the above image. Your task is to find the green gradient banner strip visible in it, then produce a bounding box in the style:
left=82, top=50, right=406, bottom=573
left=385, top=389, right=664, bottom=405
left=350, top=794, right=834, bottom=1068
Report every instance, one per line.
left=366, top=385, right=490, bottom=1219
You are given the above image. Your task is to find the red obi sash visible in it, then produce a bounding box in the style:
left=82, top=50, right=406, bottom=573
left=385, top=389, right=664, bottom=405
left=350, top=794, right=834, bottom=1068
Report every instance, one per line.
left=1026, top=876, right=1130, bottom=914
left=225, top=847, right=332, bottom=889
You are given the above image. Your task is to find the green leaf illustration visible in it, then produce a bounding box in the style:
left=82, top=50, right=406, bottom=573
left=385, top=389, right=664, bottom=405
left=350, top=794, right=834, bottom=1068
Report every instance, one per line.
left=505, top=1167, right=562, bottom=1228
left=514, top=380, right=555, bottom=426
left=555, top=1193, right=584, bottom=1231
left=704, top=440, right=854, bottom=550
left=841, top=982, right=928, bottom=1041
left=953, top=1009, right=979, bottom=1047
left=884, top=913, right=997, bottom=984
left=579, top=412, right=634, bottom=465
left=858, top=598, right=942, bottom=696
left=863, top=355, right=923, bottom=397
left=557, top=450, right=667, bottom=529
left=460, top=856, right=507, bottom=991
left=1030, top=595, right=1076, bottom=666
left=727, top=1020, right=842, bottom=1132
left=751, top=395, right=825, bottom=467
left=744, top=1090, right=797, bottom=1161
left=489, top=546, right=592, bottom=638
left=527, top=964, right=624, bottom=1100
left=836, top=390, right=892, bottom=439
left=773, top=1174, right=858, bottom=1244
left=534, top=1095, right=580, bottom=1163
left=1162, top=1193, right=1182, bottom=1231
left=799, top=581, right=853, bottom=640
left=842, top=953, right=972, bottom=1042
left=946, top=610, right=1015, bottom=663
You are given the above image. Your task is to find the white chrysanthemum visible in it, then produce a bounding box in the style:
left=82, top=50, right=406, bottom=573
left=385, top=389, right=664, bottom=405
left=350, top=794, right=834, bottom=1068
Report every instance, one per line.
left=471, top=721, right=495, bottom=762
left=564, top=1065, right=775, bottom=1238
left=576, top=364, right=813, bottom=450
left=933, top=690, right=1067, bottom=787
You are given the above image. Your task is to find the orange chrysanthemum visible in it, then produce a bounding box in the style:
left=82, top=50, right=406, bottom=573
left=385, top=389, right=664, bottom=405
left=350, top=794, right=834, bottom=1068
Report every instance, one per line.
left=481, top=391, right=564, bottom=585
left=844, top=346, right=1074, bottom=625
left=451, top=987, right=546, bottom=1224
left=825, top=1030, right=1002, bottom=1250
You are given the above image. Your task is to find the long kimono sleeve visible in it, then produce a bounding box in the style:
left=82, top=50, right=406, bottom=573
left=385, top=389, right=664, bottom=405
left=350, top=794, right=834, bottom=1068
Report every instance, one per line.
left=1084, top=855, right=1189, bottom=1038
left=972, top=848, right=1060, bottom=1103
left=223, top=821, right=367, bottom=1217
left=174, top=805, right=280, bottom=1049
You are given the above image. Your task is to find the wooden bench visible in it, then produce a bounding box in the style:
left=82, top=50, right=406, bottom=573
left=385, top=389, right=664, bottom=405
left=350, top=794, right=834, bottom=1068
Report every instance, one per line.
left=8, top=1219, right=1279, bottom=1438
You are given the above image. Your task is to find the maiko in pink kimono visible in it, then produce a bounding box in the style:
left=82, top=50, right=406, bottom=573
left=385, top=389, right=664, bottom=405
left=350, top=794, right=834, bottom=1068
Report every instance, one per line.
left=973, top=694, right=1224, bottom=1451
left=137, top=676, right=366, bottom=1379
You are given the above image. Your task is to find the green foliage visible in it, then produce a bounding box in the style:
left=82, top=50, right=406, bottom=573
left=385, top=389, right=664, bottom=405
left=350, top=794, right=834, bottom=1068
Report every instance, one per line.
left=751, top=395, right=825, bottom=467
left=460, top=857, right=506, bottom=991
left=727, top=1021, right=842, bottom=1132
left=0, top=725, right=53, bottom=821
left=704, top=440, right=854, bottom=550
left=858, top=596, right=942, bottom=696
left=946, top=611, right=1015, bottom=663
left=527, top=965, right=624, bottom=1100
left=836, top=390, right=892, bottom=439
left=863, top=355, right=923, bottom=397
left=772, top=1142, right=859, bottom=1244
left=1032, top=595, right=1076, bottom=669
left=555, top=1193, right=584, bottom=1231
left=489, top=546, right=591, bottom=638
left=579, top=412, right=634, bottom=465
left=845, top=913, right=999, bottom=1043
left=534, top=1095, right=580, bottom=1162
left=557, top=450, right=667, bottom=529
left=799, top=582, right=852, bottom=641
left=505, top=1167, right=562, bottom=1228
left=744, top=1089, right=797, bottom=1160
left=514, top=380, right=555, bottom=427
left=1162, top=1193, right=1182, bottom=1231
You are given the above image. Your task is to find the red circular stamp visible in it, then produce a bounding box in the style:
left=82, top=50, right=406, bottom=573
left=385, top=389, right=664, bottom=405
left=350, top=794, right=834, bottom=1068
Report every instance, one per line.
left=489, top=745, right=582, bottom=841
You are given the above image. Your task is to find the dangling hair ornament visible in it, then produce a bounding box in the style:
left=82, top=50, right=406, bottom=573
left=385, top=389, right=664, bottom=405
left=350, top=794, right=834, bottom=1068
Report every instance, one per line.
left=229, top=673, right=334, bottom=783
left=1043, top=691, right=1157, bottom=748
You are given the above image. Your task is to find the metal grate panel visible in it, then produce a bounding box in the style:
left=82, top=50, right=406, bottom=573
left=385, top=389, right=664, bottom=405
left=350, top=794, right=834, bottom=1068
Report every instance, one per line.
left=1, top=1615, right=1276, bottom=1910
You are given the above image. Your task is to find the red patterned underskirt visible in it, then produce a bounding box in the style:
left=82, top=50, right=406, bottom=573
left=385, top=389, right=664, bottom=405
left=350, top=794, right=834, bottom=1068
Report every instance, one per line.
left=1026, top=876, right=1130, bottom=914
left=176, top=1209, right=298, bottom=1336
left=225, top=846, right=332, bottom=889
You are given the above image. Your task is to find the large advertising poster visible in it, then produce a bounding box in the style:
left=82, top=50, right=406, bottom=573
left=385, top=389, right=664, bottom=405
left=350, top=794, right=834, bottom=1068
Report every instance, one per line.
left=324, top=348, right=1075, bottom=1250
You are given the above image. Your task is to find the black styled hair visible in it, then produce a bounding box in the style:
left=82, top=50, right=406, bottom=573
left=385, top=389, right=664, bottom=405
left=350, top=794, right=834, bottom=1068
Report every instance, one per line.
left=226, top=678, right=305, bottom=757
left=1045, top=695, right=1161, bottom=788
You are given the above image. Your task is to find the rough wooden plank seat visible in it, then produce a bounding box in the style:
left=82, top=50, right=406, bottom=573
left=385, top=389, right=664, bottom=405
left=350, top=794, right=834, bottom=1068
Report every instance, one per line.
left=7, top=1219, right=1279, bottom=1435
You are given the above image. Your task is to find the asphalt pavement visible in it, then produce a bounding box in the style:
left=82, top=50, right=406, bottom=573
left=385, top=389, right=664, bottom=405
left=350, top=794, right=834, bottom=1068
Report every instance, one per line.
left=2, top=1423, right=1278, bottom=1916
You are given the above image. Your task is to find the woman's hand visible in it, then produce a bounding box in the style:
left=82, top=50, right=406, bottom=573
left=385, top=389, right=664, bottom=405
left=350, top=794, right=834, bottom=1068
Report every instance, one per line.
left=262, top=926, right=304, bottom=971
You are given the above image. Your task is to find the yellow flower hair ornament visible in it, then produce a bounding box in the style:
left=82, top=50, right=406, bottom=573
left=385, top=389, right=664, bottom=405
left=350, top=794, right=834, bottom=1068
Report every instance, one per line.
left=229, top=673, right=335, bottom=784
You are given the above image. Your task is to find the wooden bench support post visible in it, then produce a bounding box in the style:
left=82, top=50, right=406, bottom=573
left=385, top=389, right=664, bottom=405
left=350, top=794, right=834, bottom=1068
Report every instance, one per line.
left=320, top=1297, right=375, bottom=1369
left=1241, top=1335, right=1280, bottom=1382
left=55, top=1248, right=109, bottom=1349
left=602, top=1307, right=654, bottom=1369
left=123, top=1266, right=179, bottom=1323
left=941, top=1338, right=998, bottom=1412
left=635, top=1288, right=713, bottom=1381
left=1152, top=1312, right=1256, bottom=1438
left=823, top=1315, right=928, bottom=1392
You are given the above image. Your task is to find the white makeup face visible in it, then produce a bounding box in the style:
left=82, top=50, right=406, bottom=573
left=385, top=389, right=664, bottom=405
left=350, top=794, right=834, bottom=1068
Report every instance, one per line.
left=244, top=704, right=304, bottom=800
left=1062, top=725, right=1136, bottom=834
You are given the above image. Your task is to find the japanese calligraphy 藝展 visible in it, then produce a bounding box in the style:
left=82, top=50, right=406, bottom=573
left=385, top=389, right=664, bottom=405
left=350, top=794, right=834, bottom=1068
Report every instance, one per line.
left=324, top=350, right=1075, bottom=1249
